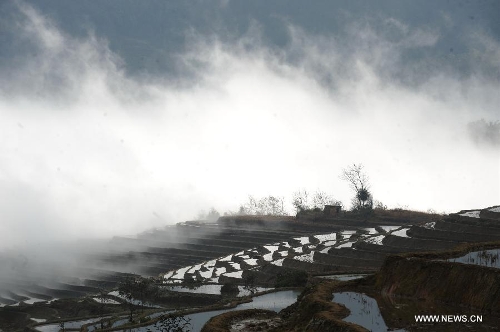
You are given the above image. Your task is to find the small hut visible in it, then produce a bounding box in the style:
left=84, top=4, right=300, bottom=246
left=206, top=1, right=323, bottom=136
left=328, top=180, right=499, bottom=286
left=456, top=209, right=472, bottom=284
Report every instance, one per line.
left=323, top=205, right=342, bottom=216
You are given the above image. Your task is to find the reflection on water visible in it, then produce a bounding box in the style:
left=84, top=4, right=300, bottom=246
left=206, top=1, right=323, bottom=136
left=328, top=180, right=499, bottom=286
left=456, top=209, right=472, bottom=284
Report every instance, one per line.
left=318, top=274, right=370, bottom=281
left=117, top=290, right=300, bottom=332
left=35, top=317, right=110, bottom=332
left=447, top=249, right=500, bottom=268
left=35, top=291, right=300, bottom=332
left=236, top=290, right=300, bottom=311
left=333, top=292, right=406, bottom=332
left=86, top=311, right=173, bottom=331
left=35, top=324, right=61, bottom=332
left=108, top=291, right=162, bottom=308
left=166, top=284, right=222, bottom=294
left=186, top=290, right=300, bottom=332
left=185, top=309, right=228, bottom=332
left=165, top=285, right=273, bottom=297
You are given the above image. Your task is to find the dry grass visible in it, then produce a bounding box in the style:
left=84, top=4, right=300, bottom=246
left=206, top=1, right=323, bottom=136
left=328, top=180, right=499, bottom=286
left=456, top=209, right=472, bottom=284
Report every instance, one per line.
left=398, top=240, right=500, bottom=260
left=371, top=208, right=443, bottom=223
left=201, top=309, right=277, bottom=332
left=276, top=280, right=367, bottom=331
left=375, top=242, right=500, bottom=313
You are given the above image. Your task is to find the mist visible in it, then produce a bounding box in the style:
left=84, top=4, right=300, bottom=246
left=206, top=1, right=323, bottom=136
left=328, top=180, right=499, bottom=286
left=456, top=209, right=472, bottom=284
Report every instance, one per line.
left=0, top=1, right=499, bottom=253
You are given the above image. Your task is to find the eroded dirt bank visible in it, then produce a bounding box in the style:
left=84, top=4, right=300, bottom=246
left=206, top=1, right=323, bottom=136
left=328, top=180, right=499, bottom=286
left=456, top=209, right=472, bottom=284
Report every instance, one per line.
left=375, top=242, right=500, bottom=313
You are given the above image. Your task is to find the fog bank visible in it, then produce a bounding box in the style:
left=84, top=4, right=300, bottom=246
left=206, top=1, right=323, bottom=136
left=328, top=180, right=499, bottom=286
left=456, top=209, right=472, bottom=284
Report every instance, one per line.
left=0, top=2, right=498, bottom=250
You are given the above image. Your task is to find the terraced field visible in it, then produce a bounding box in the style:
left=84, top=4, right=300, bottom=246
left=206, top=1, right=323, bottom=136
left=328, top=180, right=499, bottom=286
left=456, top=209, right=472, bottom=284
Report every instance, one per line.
left=3, top=207, right=499, bottom=307
left=1, top=206, right=499, bottom=331
left=162, top=207, right=500, bottom=287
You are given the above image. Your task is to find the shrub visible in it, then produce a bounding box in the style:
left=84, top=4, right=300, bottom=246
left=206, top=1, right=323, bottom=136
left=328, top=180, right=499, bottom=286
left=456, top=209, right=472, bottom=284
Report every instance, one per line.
left=155, top=315, right=191, bottom=332
left=221, top=283, right=239, bottom=296
left=275, top=270, right=308, bottom=288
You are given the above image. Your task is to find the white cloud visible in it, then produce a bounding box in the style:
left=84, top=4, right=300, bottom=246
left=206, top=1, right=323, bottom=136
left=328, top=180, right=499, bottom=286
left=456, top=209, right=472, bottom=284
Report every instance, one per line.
left=0, top=3, right=499, bottom=251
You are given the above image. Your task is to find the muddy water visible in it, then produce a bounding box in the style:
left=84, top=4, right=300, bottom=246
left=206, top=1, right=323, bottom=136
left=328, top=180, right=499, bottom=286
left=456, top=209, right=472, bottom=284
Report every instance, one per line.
left=332, top=292, right=406, bottom=331
left=114, top=290, right=300, bottom=332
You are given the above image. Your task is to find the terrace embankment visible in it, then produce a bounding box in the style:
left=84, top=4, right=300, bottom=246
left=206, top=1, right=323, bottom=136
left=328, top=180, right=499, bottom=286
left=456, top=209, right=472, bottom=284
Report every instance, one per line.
left=7, top=207, right=500, bottom=331
left=275, top=280, right=368, bottom=331
left=201, top=309, right=279, bottom=332
left=163, top=207, right=500, bottom=288
left=375, top=242, right=500, bottom=313
left=274, top=247, right=500, bottom=331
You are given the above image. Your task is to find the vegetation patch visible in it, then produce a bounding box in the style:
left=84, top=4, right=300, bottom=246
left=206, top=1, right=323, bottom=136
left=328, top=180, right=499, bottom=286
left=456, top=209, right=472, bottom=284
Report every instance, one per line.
left=375, top=241, right=500, bottom=312
left=275, top=270, right=308, bottom=288
left=277, top=280, right=366, bottom=331
left=201, top=309, right=277, bottom=332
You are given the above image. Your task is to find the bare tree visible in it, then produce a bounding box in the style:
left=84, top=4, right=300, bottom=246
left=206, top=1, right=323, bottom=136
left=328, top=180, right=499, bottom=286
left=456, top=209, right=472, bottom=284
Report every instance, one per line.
left=341, top=164, right=373, bottom=211
left=243, top=274, right=257, bottom=295
left=206, top=207, right=220, bottom=221
left=292, top=190, right=310, bottom=213
left=292, top=190, right=342, bottom=213
left=258, top=196, right=286, bottom=215
left=97, top=288, right=110, bottom=329
left=119, top=277, right=159, bottom=322
left=119, top=277, right=139, bottom=322
left=238, top=196, right=258, bottom=215
left=311, top=191, right=342, bottom=210
left=238, top=195, right=286, bottom=216
left=196, top=207, right=220, bottom=221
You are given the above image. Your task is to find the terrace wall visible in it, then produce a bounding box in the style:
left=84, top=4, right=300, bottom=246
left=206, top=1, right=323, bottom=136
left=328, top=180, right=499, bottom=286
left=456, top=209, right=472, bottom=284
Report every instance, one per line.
left=407, top=226, right=498, bottom=243
left=375, top=254, right=500, bottom=312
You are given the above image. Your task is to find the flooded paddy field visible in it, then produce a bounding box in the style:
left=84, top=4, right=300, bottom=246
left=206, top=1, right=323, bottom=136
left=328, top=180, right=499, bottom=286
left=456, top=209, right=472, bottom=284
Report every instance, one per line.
left=446, top=249, right=500, bottom=269
left=317, top=274, right=371, bottom=281
left=185, top=290, right=300, bottom=332
left=164, top=285, right=274, bottom=297
left=332, top=291, right=406, bottom=331
left=42, top=290, right=300, bottom=332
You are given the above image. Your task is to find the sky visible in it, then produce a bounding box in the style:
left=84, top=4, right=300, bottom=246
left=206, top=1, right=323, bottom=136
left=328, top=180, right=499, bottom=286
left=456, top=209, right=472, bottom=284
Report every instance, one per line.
left=0, top=1, right=499, bottom=250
